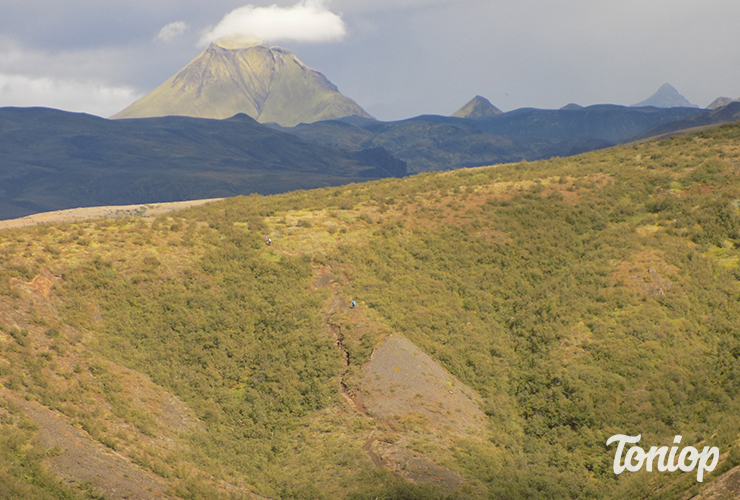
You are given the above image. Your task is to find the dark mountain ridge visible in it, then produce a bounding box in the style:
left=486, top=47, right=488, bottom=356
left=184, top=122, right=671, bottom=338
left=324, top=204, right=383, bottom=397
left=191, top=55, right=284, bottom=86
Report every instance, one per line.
left=279, top=104, right=708, bottom=172
left=2, top=102, right=732, bottom=221
left=0, top=107, right=404, bottom=220
left=629, top=101, right=740, bottom=141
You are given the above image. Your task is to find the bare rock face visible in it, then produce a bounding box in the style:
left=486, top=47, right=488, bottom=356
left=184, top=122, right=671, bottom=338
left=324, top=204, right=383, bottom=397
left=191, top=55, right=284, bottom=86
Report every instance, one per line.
left=352, top=334, right=486, bottom=491
left=689, top=464, right=740, bottom=500
left=111, top=38, right=372, bottom=127
left=358, top=334, right=486, bottom=434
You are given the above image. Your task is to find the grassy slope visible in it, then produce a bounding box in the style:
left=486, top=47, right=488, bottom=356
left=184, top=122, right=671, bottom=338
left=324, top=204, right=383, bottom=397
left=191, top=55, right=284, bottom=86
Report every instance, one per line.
left=1, top=123, right=740, bottom=498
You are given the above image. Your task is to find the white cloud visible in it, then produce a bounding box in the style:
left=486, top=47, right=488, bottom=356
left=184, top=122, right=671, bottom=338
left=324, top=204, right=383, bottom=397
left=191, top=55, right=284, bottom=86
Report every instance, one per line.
left=199, top=0, right=347, bottom=46
left=156, top=21, right=189, bottom=42
left=0, top=73, right=141, bottom=117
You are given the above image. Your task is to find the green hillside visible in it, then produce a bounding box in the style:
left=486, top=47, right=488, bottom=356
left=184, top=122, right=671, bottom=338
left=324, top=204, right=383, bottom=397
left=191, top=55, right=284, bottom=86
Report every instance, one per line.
left=1, top=123, right=740, bottom=499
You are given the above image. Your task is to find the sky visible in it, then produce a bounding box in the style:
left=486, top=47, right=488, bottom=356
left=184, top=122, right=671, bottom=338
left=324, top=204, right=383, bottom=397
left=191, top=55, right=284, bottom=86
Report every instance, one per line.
left=0, top=0, right=739, bottom=120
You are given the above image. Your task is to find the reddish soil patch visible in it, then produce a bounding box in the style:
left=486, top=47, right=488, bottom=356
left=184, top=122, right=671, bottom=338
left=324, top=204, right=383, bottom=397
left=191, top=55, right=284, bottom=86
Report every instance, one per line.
left=0, top=269, right=215, bottom=499
left=612, top=250, right=679, bottom=296
left=10, top=268, right=62, bottom=302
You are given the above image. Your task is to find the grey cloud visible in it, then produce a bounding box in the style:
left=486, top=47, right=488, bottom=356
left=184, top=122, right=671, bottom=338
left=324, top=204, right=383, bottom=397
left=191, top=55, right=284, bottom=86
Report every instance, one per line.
left=0, top=71, right=141, bottom=116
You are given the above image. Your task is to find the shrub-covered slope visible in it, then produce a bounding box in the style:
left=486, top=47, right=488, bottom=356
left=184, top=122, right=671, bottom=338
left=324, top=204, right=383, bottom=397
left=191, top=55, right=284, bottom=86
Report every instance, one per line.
left=1, top=123, right=740, bottom=499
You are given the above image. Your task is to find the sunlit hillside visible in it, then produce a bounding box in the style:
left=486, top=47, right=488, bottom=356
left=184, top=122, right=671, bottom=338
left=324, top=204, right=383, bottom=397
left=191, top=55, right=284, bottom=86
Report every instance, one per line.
left=1, top=123, right=740, bottom=499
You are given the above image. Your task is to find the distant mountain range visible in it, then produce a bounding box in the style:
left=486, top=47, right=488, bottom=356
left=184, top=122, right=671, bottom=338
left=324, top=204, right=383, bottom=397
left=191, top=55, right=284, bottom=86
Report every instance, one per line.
left=629, top=101, right=740, bottom=141
left=3, top=43, right=740, bottom=222
left=111, top=37, right=372, bottom=127
left=108, top=38, right=733, bottom=129
left=0, top=107, right=403, bottom=220
left=276, top=104, right=708, bottom=173
left=1, top=101, right=722, bottom=221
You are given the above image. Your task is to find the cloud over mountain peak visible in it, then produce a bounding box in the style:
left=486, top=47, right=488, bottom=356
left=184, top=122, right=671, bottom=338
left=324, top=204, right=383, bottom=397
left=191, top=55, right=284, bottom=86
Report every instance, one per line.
left=198, top=1, right=347, bottom=47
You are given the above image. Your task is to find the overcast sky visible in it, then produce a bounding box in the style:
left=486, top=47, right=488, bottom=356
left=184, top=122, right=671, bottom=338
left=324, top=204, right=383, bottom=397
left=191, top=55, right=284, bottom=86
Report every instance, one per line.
left=1, top=0, right=739, bottom=120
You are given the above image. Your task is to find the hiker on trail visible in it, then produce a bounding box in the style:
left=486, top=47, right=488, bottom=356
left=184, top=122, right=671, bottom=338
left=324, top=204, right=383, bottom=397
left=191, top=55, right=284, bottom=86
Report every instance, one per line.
left=351, top=300, right=356, bottom=309
left=264, top=236, right=271, bottom=246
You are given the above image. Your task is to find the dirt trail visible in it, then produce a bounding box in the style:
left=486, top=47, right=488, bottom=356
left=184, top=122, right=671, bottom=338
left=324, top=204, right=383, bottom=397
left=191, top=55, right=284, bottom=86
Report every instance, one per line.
left=360, top=433, right=383, bottom=468
left=310, top=263, right=475, bottom=491
left=314, top=268, right=394, bottom=478
left=311, top=264, right=485, bottom=434
left=312, top=266, right=384, bottom=455
left=315, top=270, right=364, bottom=413
left=272, top=251, right=360, bottom=413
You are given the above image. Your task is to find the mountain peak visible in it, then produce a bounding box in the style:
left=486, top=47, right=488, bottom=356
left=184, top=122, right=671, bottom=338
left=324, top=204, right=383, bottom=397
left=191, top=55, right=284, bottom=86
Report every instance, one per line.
left=451, top=95, right=502, bottom=118
left=211, top=35, right=264, bottom=50
left=706, top=96, right=739, bottom=110
left=560, top=103, right=583, bottom=110
left=111, top=43, right=372, bottom=127
left=631, top=83, right=698, bottom=108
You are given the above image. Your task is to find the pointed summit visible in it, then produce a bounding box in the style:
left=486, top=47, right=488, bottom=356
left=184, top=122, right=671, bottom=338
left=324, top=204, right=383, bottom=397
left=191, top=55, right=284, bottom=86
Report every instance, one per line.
left=560, top=103, right=583, bottom=110
left=706, top=96, right=738, bottom=110
left=111, top=39, right=372, bottom=127
left=631, top=83, right=698, bottom=108
left=451, top=95, right=502, bottom=118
